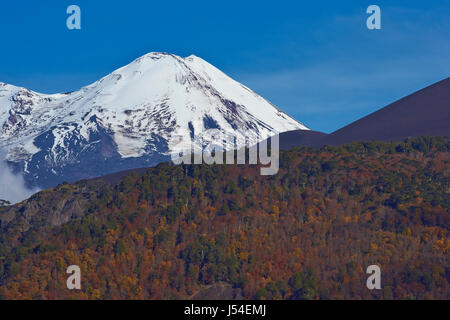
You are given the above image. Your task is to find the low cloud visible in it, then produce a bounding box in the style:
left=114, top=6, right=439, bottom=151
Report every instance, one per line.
left=0, top=160, right=40, bottom=205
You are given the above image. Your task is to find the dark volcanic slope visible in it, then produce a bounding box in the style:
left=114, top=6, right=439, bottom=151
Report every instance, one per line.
left=278, top=130, right=328, bottom=149
left=91, top=167, right=150, bottom=185
left=324, top=77, right=450, bottom=145
left=276, top=78, right=450, bottom=150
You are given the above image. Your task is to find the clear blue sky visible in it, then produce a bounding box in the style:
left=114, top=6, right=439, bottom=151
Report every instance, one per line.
left=1, top=0, right=449, bottom=133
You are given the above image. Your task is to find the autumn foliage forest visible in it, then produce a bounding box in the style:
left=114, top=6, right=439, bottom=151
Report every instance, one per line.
left=0, top=136, right=449, bottom=300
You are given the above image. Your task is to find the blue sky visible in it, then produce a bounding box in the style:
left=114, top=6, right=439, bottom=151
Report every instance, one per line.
left=0, top=0, right=449, bottom=133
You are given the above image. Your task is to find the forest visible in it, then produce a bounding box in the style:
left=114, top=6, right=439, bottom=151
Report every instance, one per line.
left=0, top=136, right=448, bottom=300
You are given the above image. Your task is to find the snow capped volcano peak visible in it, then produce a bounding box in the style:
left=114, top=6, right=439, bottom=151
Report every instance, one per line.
left=0, top=52, right=308, bottom=189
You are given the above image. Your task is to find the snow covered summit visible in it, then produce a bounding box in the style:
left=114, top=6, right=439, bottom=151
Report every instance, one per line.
left=0, top=52, right=308, bottom=188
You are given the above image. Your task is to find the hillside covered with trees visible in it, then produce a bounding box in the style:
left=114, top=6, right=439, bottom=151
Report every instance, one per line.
left=0, top=136, right=449, bottom=300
